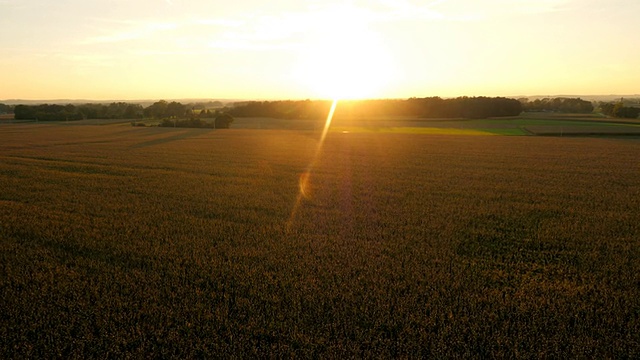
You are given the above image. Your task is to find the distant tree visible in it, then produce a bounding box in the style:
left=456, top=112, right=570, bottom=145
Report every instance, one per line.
left=0, top=103, right=13, bottom=114
left=215, top=113, right=234, bottom=129
left=103, top=102, right=125, bottom=118
left=61, top=104, right=81, bottom=121
left=166, top=101, right=186, bottom=118
left=144, top=100, right=169, bottom=119
left=599, top=102, right=615, bottom=116
left=124, top=104, right=144, bottom=119
left=614, top=105, right=640, bottom=119
left=597, top=100, right=640, bottom=119
left=14, top=105, right=36, bottom=119
left=79, top=103, right=104, bottom=119
left=613, top=102, right=625, bottom=117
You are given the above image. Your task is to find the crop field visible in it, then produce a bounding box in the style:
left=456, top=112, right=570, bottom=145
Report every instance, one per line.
left=228, top=113, right=640, bottom=136
left=1, top=123, right=639, bottom=357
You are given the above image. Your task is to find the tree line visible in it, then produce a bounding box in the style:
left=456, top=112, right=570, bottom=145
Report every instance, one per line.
left=0, top=103, right=13, bottom=114
left=227, top=97, right=523, bottom=119
left=13, top=103, right=144, bottom=121
left=9, top=97, right=523, bottom=122
left=10, top=100, right=227, bottom=121
left=599, top=101, right=640, bottom=119
left=519, top=97, right=594, bottom=113
left=6, top=96, right=639, bottom=122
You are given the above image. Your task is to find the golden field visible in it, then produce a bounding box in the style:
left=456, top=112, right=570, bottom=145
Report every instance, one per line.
left=1, top=123, right=639, bottom=357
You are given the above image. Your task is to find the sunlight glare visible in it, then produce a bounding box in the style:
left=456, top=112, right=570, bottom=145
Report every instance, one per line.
left=296, top=98, right=337, bottom=201
left=293, top=13, right=395, bottom=100
left=288, top=99, right=339, bottom=228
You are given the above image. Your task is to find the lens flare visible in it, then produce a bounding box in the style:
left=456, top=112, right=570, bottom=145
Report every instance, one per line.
left=298, top=171, right=312, bottom=200
left=287, top=99, right=339, bottom=228
left=319, top=98, right=338, bottom=146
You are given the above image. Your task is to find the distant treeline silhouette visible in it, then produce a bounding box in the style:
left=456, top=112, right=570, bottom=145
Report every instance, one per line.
left=14, top=103, right=144, bottom=121
left=0, top=103, right=12, bottom=114
left=228, top=97, right=523, bottom=119
left=520, top=97, right=594, bottom=113
left=8, top=97, right=640, bottom=122
left=12, top=97, right=522, bottom=121
left=599, top=102, right=640, bottom=119
left=11, top=100, right=225, bottom=121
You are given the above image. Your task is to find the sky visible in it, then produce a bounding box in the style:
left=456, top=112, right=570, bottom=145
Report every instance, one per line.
left=1, top=0, right=639, bottom=101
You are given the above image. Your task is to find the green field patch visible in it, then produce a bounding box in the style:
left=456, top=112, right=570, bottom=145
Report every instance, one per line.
left=524, top=124, right=640, bottom=136
left=331, top=126, right=495, bottom=136
left=478, top=128, right=529, bottom=136
left=425, top=118, right=640, bottom=137
left=328, top=117, right=640, bottom=137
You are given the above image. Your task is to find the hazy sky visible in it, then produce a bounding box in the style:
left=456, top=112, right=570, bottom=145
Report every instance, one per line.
left=1, top=0, right=638, bottom=100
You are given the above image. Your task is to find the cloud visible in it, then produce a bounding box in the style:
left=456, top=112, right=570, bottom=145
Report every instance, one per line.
left=82, top=0, right=547, bottom=54
left=370, top=0, right=447, bottom=21
left=430, top=0, right=569, bottom=19
left=195, top=18, right=245, bottom=27
left=81, top=21, right=178, bottom=44
left=52, top=53, right=116, bottom=68
left=76, top=1, right=448, bottom=53
left=193, top=5, right=381, bottom=52
left=207, top=39, right=296, bottom=51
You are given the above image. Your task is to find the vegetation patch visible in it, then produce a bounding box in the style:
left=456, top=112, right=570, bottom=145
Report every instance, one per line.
left=331, top=126, right=495, bottom=136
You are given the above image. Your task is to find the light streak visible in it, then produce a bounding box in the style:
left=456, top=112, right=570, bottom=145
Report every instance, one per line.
left=287, top=98, right=339, bottom=229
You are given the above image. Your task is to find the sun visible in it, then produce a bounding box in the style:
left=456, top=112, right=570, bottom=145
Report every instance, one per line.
left=293, top=19, right=395, bottom=100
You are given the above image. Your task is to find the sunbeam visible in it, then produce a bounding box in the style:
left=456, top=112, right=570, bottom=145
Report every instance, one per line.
left=287, top=99, right=339, bottom=228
